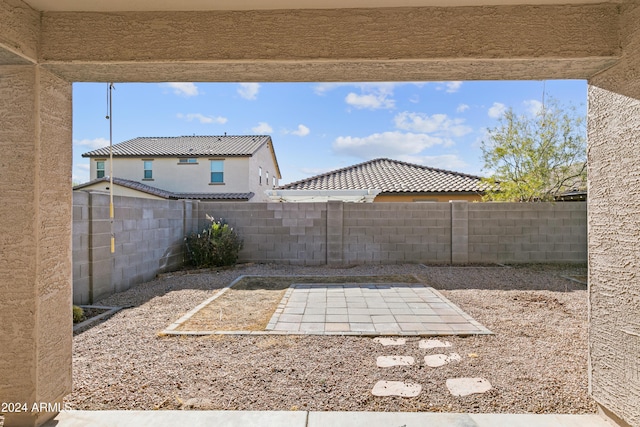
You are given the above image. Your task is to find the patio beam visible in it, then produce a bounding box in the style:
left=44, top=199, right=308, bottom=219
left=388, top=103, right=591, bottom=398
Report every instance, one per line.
left=39, top=4, right=620, bottom=82
left=0, top=0, right=39, bottom=65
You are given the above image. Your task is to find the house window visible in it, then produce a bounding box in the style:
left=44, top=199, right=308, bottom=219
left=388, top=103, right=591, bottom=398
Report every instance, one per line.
left=272, top=176, right=276, bottom=187
left=143, top=160, right=153, bottom=179
left=259, top=167, right=262, bottom=185
left=266, top=171, right=269, bottom=186
left=96, top=161, right=105, bottom=179
left=210, top=160, right=224, bottom=183
left=178, top=158, right=197, bottom=164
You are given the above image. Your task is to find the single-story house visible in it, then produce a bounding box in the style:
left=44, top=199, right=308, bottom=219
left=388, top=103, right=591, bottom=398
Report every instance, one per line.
left=273, top=158, right=492, bottom=202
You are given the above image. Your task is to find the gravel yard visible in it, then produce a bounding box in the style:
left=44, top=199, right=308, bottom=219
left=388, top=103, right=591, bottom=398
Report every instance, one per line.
left=67, top=263, right=595, bottom=414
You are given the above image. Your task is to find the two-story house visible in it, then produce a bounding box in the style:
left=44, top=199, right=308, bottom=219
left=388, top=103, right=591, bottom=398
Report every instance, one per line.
left=77, top=135, right=281, bottom=202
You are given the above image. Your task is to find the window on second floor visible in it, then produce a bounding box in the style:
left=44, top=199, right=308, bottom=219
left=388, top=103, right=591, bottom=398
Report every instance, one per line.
left=143, top=160, right=153, bottom=179
left=178, top=158, right=197, bottom=164
left=259, top=166, right=262, bottom=185
left=96, top=161, right=105, bottom=179
left=210, top=160, right=224, bottom=183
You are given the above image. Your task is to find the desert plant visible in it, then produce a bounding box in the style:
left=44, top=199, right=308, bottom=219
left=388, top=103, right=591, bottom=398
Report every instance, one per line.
left=185, top=215, right=243, bottom=268
left=73, top=305, right=84, bottom=323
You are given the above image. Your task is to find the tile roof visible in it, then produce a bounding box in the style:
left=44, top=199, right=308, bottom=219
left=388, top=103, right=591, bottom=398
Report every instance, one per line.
left=81, top=135, right=272, bottom=157
left=73, top=177, right=254, bottom=201
left=278, top=158, right=492, bottom=194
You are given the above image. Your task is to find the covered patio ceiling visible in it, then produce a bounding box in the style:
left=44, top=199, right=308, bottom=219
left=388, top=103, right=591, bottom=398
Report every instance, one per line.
left=22, top=0, right=626, bottom=12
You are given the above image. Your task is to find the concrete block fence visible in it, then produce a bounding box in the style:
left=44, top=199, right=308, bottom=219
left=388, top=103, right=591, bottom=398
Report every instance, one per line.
left=73, top=191, right=587, bottom=303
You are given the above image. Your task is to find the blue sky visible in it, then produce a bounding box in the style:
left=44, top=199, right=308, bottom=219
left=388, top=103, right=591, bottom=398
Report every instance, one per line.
left=72, top=80, right=587, bottom=185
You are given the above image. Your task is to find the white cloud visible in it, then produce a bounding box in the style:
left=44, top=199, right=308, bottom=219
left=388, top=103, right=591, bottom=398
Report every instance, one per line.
left=73, top=137, right=110, bottom=150
left=72, top=164, right=91, bottom=185
left=238, top=83, right=260, bottom=100
left=252, top=122, right=273, bottom=134
left=456, top=103, right=470, bottom=113
left=488, top=102, right=507, bottom=119
left=290, top=124, right=310, bottom=137
left=524, top=99, right=544, bottom=116
left=445, top=81, right=463, bottom=93
left=332, top=131, right=446, bottom=159
left=161, top=82, right=199, bottom=97
left=394, top=112, right=472, bottom=138
left=177, top=113, right=227, bottom=124
left=435, top=81, right=463, bottom=93
left=345, top=92, right=395, bottom=110
left=315, top=82, right=426, bottom=110
left=398, top=154, right=469, bottom=171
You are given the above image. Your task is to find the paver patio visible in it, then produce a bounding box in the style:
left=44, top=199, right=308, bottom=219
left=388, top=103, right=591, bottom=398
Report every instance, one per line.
left=266, top=283, right=491, bottom=335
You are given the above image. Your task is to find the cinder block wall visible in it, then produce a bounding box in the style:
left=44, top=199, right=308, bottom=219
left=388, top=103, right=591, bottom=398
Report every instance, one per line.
left=72, top=192, right=186, bottom=304
left=342, top=203, right=452, bottom=264
left=468, top=202, right=587, bottom=263
left=197, top=202, right=328, bottom=265
left=73, top=197, right=587, bottom=303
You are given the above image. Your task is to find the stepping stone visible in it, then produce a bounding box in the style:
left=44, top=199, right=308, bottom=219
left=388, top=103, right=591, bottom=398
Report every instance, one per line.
left=371, top=380, right=422, bottom=397
left=376, top=355, right=415, bottom=367
left=419, top=339, right=451, bottom=349
left=424, top=353, right=462, bottom=367
left=446, top=377, right=492, bottom=396
left=373, top=337, right=406, bottom=346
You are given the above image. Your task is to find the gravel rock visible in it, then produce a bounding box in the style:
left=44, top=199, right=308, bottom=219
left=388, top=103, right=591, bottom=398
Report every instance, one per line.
left=66, top=263, right=595, bottom=414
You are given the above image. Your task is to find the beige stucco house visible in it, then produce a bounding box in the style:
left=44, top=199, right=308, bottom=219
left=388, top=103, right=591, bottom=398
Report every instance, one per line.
left=80, top=135, right=281, bottom=202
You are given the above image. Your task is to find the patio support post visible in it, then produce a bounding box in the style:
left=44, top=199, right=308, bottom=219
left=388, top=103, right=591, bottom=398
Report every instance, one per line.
left=0, top=65, right=73, bottom=427
left=587, top=3, right=640, bottom=426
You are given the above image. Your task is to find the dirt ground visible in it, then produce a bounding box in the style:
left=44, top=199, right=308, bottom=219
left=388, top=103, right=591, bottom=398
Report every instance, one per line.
left=66, top=263, right=595, bottom=414
left=175, top=274, right=420, bottom=332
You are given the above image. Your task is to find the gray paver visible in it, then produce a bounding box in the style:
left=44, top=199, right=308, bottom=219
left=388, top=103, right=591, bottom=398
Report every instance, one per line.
left=265, top=283, right=492, bottom=336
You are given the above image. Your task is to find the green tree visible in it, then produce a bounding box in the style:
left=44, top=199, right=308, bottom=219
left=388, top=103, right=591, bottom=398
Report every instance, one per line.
left=481, top=98, right=586, bottom=202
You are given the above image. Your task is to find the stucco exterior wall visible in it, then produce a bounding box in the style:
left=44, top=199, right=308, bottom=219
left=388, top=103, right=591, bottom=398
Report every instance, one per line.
left=39, top=5, right=620, bottom=82
left=0, top=66, right=73, bottom=427
left=248, top=141, right=280, bottom=202
left=88, top=156, right=252, bottom=194
left=0, top=0, right=39, bottom=64
left=588, top=5, right=640, bottom=425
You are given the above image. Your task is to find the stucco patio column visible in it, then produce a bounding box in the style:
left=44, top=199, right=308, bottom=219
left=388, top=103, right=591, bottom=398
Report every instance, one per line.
left=587, top=4, right=640, bottom=427
left=0, top=65, right=73, bottom=427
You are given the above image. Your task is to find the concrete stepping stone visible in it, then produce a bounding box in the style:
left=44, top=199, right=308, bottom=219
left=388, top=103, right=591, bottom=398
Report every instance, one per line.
left=373, top=337, right=406, bottom=346
left=419, top=339, right=451, bottom=349
left=376, top=355, right=415, bottom=367
left=446, top=377, right=492, bottom=396
left=424, top=353, right=462, bottom=367
left=371, top=380, right=422, bottom=397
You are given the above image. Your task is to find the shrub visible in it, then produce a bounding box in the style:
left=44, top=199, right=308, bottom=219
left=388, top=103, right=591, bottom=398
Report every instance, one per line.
left=73, top=305, right=84, bottom=323
left=185, top=215, right=243, bottom=268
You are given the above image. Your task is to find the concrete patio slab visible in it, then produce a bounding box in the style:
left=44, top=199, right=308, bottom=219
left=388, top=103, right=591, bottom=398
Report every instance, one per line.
left=43, top=410, right=308, bottom=427
left=266, top=283, right=492, bottom=336
left=307, top=412, right=615, bottom=427
left=39, top=411, right=616, bottom=427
